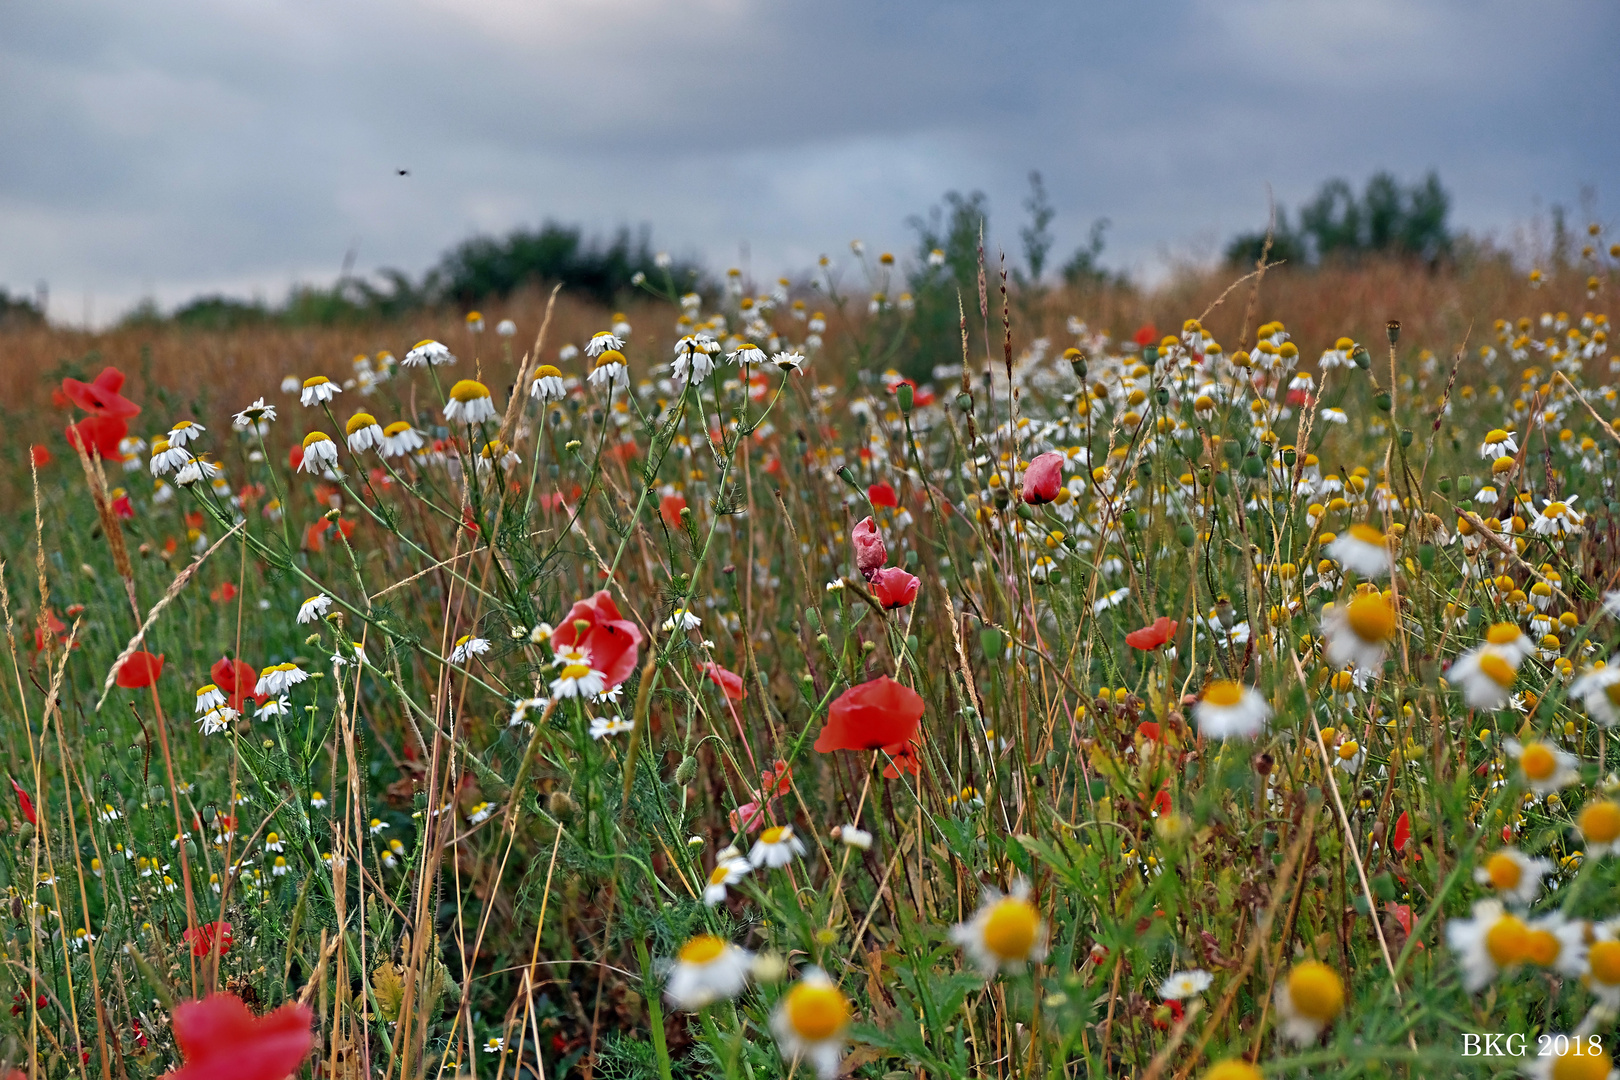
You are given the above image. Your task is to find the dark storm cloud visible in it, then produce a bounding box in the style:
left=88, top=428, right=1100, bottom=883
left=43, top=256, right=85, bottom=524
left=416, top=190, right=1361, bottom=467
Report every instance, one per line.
left=0, top=0, right=1615, bottom=321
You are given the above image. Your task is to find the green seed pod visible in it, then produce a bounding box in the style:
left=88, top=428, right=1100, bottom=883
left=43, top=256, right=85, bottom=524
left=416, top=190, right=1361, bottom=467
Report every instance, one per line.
left=1386, top=320, right=1401, bottom=346
left=1399, top=428, right=1414, bottom=447
left=805, top=607, right=822, bottom=630
left=956, top=392, right=974, bottom=413
left=979, top=627, right=1003, bottom=658
left=674, top=757, right=698, bottom=785
left=1240, top=455, right=1264, bottom=479
left=1374, top=392, right=1392, bottom=412
left=1176, top=524, right=1197, bottom=547
left=896, top=383, right=914, bottom=414
left=1213, top=472, right=1232, bottom=496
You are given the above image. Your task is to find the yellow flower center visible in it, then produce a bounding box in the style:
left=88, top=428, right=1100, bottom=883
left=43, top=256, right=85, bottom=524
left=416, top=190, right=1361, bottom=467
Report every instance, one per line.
left=1485, top=428, right=1508, bottom=443
left=784, top=982, right=849, bottom=1042
left=303, top=376, right=329, bottom=388
left=536, top=364, right=562, bottom=378
left=1202, top=680, right=1244, bottom=708
left=1546, top=502, right=1567, bottom=517
left=1523, top=928, right=1562, bottom=967
left=707, top=865, right=731, bottom=886
left=560, top=663, right=590, bottom=681
left=981, top=897, right=1040, bottom=960
left=677, top=934, right=727, bottom=966
left=1203, top=1061, right=1264, bottom=1080
left=302, top=431, right=332, bottom=449
left=1519, top=741, right=1557, bottom=782
left=449, top=379, right=490, bottom=402
left=1578, top=800, right=1620, bottom=844
left=1345, top=594, right=1397, bottom=642
left=1284, top=961, right=1343, bottom=1022
left=1485, top=852, right=1523, bottom=890
left=196, top=684, right=217, bottom=696
left=346, top=413, right=377, bottom=435
left=759, top=825, right=789, bottom=845
left=1485, top=623, right=1523, bottom=647
left=1484, top=914, right=1528, bottom=966
left=1337, top=741, right=1360, bottom=762
left=1588, top=940, right=1620, bottom=986
left=1550, top=1048, right=1613, bottom=1080
left=384, top=421, right=413, bottom=436
left=1347, top=523, right=1385, bottom=545
left=1478, top=652, right=1517, bottom=688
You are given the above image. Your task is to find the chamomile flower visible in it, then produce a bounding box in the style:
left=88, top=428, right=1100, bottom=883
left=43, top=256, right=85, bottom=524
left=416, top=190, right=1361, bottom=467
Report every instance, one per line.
left=584, top=331, right=623, bottom=357
left=301, top=376, right=340, bottom=406
left=173, top=456, right=220, bottom=487
left=550, top=661, right=606, bottom=700
left=703, top=848, right=751, bottom=906
left=1333, top=739, right=1365, bottom=773
left=1449, top=628, right=1530, bottom=710
left=468, top=802, right=493, bottom=825
left=444, top=380, right=497, bottom=424
left=1585, top=932, right=1620, bottom=1008
left=403, top=339, right=455, bottom=367
left=310, top=791, right=328, bottom=810
left=1520, top=1037, right=1614, bottom=1080
left=530, top=364, right=567, bottom=402
left=1520, top=913, right=1588, bottom=976
left=1569, top=662, right=1620, bottom=727
left=771, top=350, right=807, bottom=374
left=589, top=715, right=634, bottom=739
left=729, top=343, right=766, bottom=367
left=749, top=824, right=805, bottom=868
left=1159, top=969, right=1213, bottom=1000
left=950, top=879, right=1048, bottom=976
left=587, top=349, right=628, bottom=389
left=770, top=968, right=850, bottom=1080
left=233, top=398, right=276, bottom=428
left=672, top=337, right=719, bottom=383
left=345, top=412, right=384, bottom=453
left=1321, top=592, right=1398, bottom=671
left=662, top=934, right=754, bottom=1011
left=1193, top=680, right=1272, bottom=739
left=380, top=421, right=424, bottom=458
left=662, top=608, right=701, bottom=632
left=254, top=662, right=308, bottom=696
left=299, top=432, right=340, bottom=474
left=195, top=684, right=227, bottom=713
left=1274, top=961, right=1344, bottom=1045
left=197, top=708, right=235, bottom=736
left=166, top=419, right=205, bottom=447
left=98, top=804, right=120, bottom=824
left=449, top=635, right=490, bottom=664
left=833, top=825, right=872, bottom=850
left=1474, top=847, right=1554, bottom=906
left=1447, top=898, right=1530, bottom=992
left=510, top=697, right=548, bottom=728
left=1532, top=495, right=1586, bottom=537
left=1480, top=428, right=1518, bottom=458
left=1326, top=523, right=1392, bottom=578
left=297, top=594, right=332, bottom=624
left=259, top=697, right=291, bottom=717
left=477, top=440, right=520, bottom=472
left=1505, top=738, right=1580, bottom=794
left=149, top=438, right=189, bottom=476
left=496, top=318, right=516, bottom=337
left=265, top=832, right=285, bottom=852
left=1576, top=799, right=1620, bottom=857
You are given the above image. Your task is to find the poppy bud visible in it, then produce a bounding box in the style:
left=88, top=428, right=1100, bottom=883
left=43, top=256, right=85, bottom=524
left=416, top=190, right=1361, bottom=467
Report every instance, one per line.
left=547, top=791, right=575, bottom=818
left=851, top=516, right=886, bottom=578
left=674, top=757, right=698, bottom=785
left=956, top=392, right=973, bottom=413
left=1020, top=451, right=1064, bottom=505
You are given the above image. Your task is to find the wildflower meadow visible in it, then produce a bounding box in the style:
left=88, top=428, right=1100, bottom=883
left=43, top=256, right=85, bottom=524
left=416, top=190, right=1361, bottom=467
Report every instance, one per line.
left=2, top=241, right=1620, bottom=1080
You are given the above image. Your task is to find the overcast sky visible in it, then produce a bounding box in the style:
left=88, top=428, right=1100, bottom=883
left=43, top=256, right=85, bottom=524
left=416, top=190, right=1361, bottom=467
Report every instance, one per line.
left=2, top=0, right=1615, bottom=324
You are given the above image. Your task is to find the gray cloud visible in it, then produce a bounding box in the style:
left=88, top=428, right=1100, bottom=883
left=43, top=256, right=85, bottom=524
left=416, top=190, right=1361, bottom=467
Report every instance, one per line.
left=1, top=0, right=1614, bottom=322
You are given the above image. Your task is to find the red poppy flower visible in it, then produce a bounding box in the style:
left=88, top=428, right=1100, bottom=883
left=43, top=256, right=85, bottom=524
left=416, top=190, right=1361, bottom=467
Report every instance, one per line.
left=32, top=608, right=68, bottom=652
left=115, top=651, right=164, bottom=689
left=182, top=921, right=233, bottom=959
left=1135, top=721, right=1161, bottom=743
left=1132, top=324, right=1158, bottom=347
left=112, top=492, right=134, bottom=519
left=164, top=992, right=313, bottom=1080
left=867, top=482, right=897, bottom=508
left=1150, top=785, right=1172, bottom=817
left=29, top=445, right=52, bottom=468
left=659, top=492, right=687, bottom=528
left=1126, top=616, right=1179, bottom=651
left=287, top=444, right=304, bottom=472
left=10, top=780, right=35, bottom=826
left=700, top=661, right=746, bottom=701
left=209, top=583, right=238, bottom=604
left=1020, top=451, right=1065, bottom=505
left=550, top=591, right=643, bottom=689
left=851, top=516, right=886, bottom=579
left=759, top=759, right=792, bottom=798
left=60, top=367, right=140, bottom=419
left=868, top=566, right=919, bottom=609
left=211, top=657, right=267, bottom=710
left=815, top=675, right=924, bottom=778
left=1391, top=810, right=1411, bottom=854
left=65, top=414, right=128, bottom=459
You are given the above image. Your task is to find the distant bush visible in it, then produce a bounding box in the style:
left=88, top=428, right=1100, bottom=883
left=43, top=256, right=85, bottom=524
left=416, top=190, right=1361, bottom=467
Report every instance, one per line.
left=425, top=222, right=700, bottom=309
left=1226, top=171, right=1453, bottom=268
left=0, top=288, right=45, bottom=330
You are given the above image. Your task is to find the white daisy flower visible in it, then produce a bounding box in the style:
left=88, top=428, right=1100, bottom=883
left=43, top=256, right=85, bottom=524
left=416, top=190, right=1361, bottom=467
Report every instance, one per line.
left=1332, top=739, right=1365, bottom=774
left=1447, top=898, right=1531, bottom=992
left=1519, top=1034, right=1616, bottom=1080
left=1326, top=523, right=1392, bottom=578
left=1479, top=428, right=1518, bottom=459
left=589, top=715, right=634, bottom=739
left=264, top=832, right=285, bottom=852
left=1576, top=799, right=1620, bottom=857
left=1505, top=738, right=1580, bottom=794
left=584, top=331, right=623, bottom=357
left=662, top=608, right=701, bottom=632
left=1532, top=495, right=1585, bottom=537
left=771, top=350, right=807, bottom=374
left=477, top=440, right=521, bottom=472
left=587, top=350, right=628, bottom=389
left=194, top=684, right=227, bottom=713
left=510, top=697, right=548, bottom=728
left=1569, top=662, right=1620, bottom=727
left=444, top=380, right=497, bottom=424
left=1583, top=928, right=1620, bottom=1008
left=770, top=968, right=850, bottom=1080
left=197, top=708, right=236, bottom=736
left=1321, top=592, right=1398, bottom=671
left=1192, top=680, right=1272, bottom=739
left=1448, top=637, right=1524, bottom=711
left=149, top=438, right=189, bottom=476
left=309, top=790, right=328, bottom=809
left=1474, top=847, right=1555, bottom=907
left=403, top=339, right=455, bottom=367
left=233, top=398, right=277, bottom=429
left=167, top=420, right=206, bottom=447
left=259, top=696, right=291, bottom=717
left=703, top=849, right=751, bottom=906
left=662, top=934, right=754, bottom=1011
left=468, top=802, right=494, bottom=825
left=449, top=635, right=490, bottom=664
left=97, top=804, right=121, bottom=823
left=550, top=661, right=606, bottom=700
left=1159, top=969, right=1213, bottom=1000
left=345, top=412, right=385, bottom=453
left=297, top=594, right=332, bottom=624
left=530, top=364, right=567, bottom=402
left=950, top=878, right=1048, bottom=976
left=833, top=825, right=872, bottom=850
left=300, top=376, right=341, bottom=406
left=173, top=456, right=221, bottom=487
left=380, top=421, right=424, bottom=458
left=1273, top=961, right=1344, bottom=1045
left=730, top=343, right=766, bottom=367
left=255, top=662, right=308, bottom=697
left=496, top=319, right=517, bottom=337
left=299, top=432, right=340, bottom=474
left=748, top=824, right=805, bottom=868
